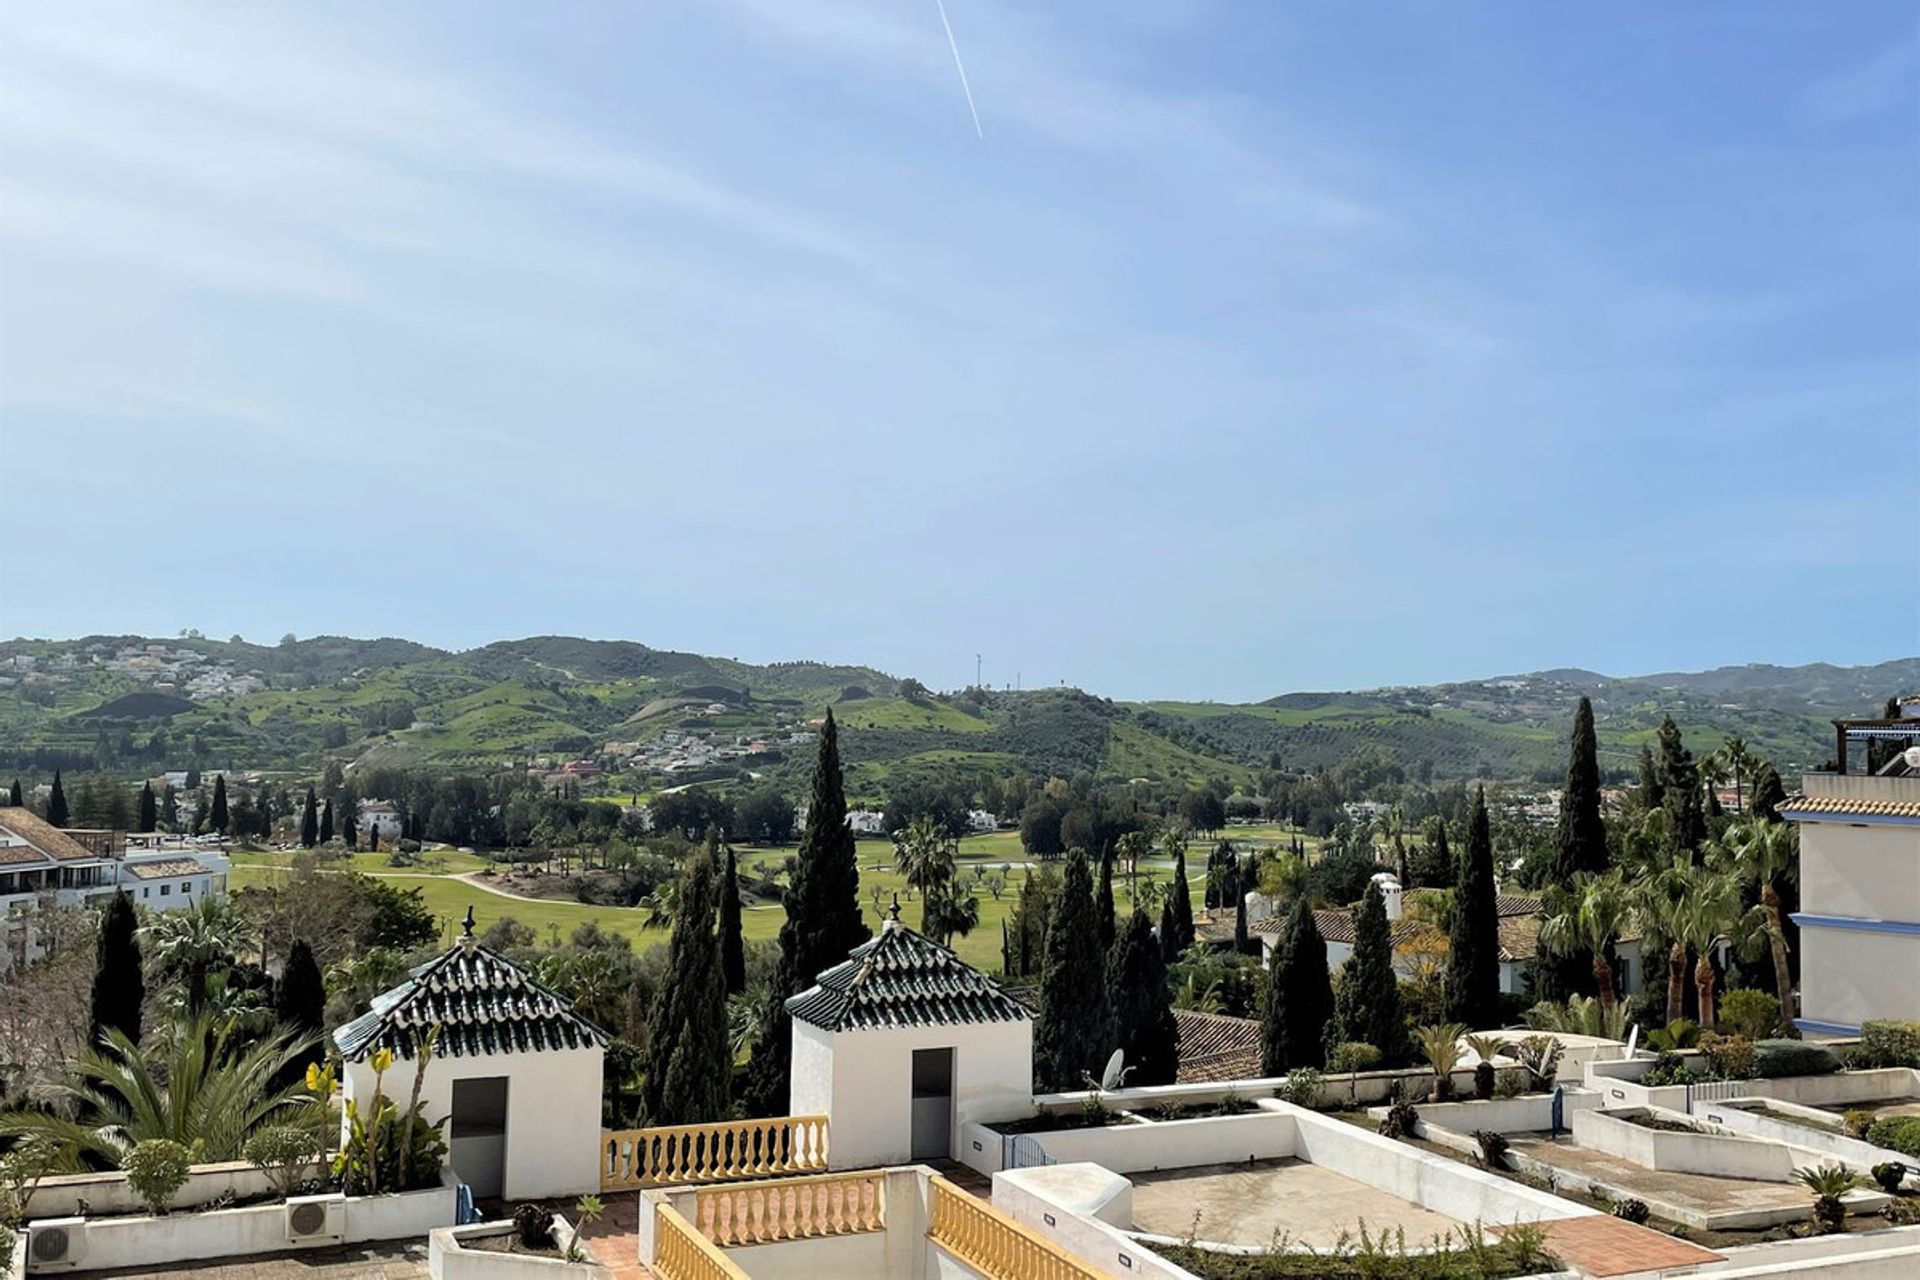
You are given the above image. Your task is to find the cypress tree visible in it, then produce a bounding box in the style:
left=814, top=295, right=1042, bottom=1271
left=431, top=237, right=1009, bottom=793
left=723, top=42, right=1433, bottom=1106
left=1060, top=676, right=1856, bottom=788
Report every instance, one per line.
left=1446, top=786, right=1501, bottom=1029
left=300, top=788, right=319, bottom=848
left=274, top=939, right=327, bottom=1084
left=1166, top=843, right=1195, bottom=956
left=1638, top=744, right=1663, bottom=810
left=1411, top=820, right=1451, bottom=889
left=319, top=798, right=334, bottom=845
left=256, top=789, right=274, bottom=840
left=136, top=782, right=157, bottom=834
left=1333, top=881, right=1409, bottom=1065
left=743, top=711, right=869, bottom=1114
left=47, top=770, right=69, bottom=827
left=1749, top=762, right=1786, bottom=823
left=1656, top=716, right=1705, bottom=855
left=1034, top=850, right=1112, bottom=1090
left=641, top=850, right=730, bottom=1124
left=1261, top=894, right=1332, bottom=1072
left=1231, top=859, right=1250, bottom=956
left=1159, top=895, right=1179, bottom=964
left=7, top=778, right=20, bottom=806
left=161, top=782, right=177, bottom=829
left=89, top=891, right=143, bottom=1048
left=209, top=774, right=228, bottom=834
left=1554, top=698, right=1607, bottom=879
left=1107, top=911, right=1178, bottom=1086
left=1095, top=846, right=1117, bottom=952
left=719, top=838, right=746, bottom=996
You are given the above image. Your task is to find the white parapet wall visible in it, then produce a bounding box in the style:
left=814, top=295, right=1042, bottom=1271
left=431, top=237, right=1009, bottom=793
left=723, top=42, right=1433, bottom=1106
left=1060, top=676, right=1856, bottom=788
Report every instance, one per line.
left=428, top=1215, right=610, bottom=1280
left=993, top=1167, right=1201, bottom=1280
left=1692, top=1225, right=1920, bottom=1278
left=26, top=1159, right=328, bottom=1220
left=1697, top=1099, right=1919, bottom=1185
left=1365, top=1091, right=1602, bottom=1140
left=1017, top=1112, right=1300, bottom=1173
left=1571, top=1107, right=1798, bottom=1181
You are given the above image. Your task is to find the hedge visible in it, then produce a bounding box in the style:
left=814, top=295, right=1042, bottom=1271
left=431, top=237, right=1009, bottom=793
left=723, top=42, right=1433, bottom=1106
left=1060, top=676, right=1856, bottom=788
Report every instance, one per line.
left=1753, top=1038, right=1841, bottom=1079
left=1866, top=1115, right=1920, bottom=1160
left=1851, top=1021, right=1920, bottom=1070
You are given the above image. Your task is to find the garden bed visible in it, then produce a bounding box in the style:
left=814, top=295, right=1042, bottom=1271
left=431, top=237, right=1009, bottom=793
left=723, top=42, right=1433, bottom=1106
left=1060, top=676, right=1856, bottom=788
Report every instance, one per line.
left=1154, top=1231, right=1562, bottom=1279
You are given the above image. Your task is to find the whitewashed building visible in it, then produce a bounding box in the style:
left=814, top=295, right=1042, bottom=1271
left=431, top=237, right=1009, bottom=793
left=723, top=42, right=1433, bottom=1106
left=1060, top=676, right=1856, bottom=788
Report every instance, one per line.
left=788, top=909, right=1033, bottom=1170
left=333, top=920, right=607, bottom=1200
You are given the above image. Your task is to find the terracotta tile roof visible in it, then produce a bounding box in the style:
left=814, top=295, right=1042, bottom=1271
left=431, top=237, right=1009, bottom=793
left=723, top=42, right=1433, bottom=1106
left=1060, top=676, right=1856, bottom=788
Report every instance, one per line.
left=1779, top=793, right=1920, bottom=819
left=786, top=921, right=1030, bottom=1032
left=1173, top=1009, right=1263, bottom=1084
left=1497, top=914, right=1542, bottom=963
left=0, top=809, right=103, bottom=862
left=1495, top=893, right=1542, bottom=917
left=1252, top=907, right=1435, bottom=949
left=0, top=840, right=53, bottom=867
left=124, top=857, right=212, bottom=880
left=334, top=942, right=608, bottom=1061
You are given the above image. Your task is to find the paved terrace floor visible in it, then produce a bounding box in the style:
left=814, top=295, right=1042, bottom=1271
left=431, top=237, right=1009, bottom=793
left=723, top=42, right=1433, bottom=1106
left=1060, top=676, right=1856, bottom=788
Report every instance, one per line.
left=1506, top=1135, right=1817, bottom=1222
left=1130, top=1158, right=1467, bottom=1250
left=84, top=1241, right=432, bottom=1278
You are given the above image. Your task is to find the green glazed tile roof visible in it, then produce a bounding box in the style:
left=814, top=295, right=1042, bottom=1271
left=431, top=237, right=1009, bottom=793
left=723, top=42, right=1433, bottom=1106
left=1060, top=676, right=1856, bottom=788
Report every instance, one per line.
left=333, top=942, right=607, bottom=1061
left=785, top=921, right=1031, bottom=1032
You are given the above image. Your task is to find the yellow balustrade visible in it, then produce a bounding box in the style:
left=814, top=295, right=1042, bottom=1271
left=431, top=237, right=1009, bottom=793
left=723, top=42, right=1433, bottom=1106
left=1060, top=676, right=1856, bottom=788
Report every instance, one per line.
left=695, top=1169, right=886, bottom=1246
left=601, top=1115, right=829, bottom=1190
left=927, top=1175, right=1101, bottom=1280
left=653, top=1203, right=750, bottom=1280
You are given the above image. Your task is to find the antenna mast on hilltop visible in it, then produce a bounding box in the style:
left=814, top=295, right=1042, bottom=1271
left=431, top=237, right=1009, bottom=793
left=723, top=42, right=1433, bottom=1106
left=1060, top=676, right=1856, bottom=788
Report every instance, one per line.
left=976, top=653, right=982, bottom=689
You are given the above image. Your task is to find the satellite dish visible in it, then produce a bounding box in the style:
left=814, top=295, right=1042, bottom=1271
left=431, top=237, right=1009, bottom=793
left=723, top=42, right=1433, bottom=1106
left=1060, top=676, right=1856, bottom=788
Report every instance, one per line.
left=1905, top=746, right=1920, bottom=769
left=1099, top=1048, right=1126, bottom=1091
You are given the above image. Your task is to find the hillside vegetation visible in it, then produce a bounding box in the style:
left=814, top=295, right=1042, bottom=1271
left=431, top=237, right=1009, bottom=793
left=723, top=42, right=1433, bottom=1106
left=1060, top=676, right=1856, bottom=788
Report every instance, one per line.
left=0, top=632, right=1910, bottom=787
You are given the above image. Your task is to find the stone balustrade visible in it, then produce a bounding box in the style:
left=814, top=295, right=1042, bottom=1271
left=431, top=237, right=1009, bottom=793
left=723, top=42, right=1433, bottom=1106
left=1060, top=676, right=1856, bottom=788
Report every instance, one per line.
left=927, top=1173, right=1102, bottom=1280
left=652, top=1202, right=750, bottom=1280
left=601, top=1115, right=829, bottom=1190
left=694, top=1169, right=886, bottom=1246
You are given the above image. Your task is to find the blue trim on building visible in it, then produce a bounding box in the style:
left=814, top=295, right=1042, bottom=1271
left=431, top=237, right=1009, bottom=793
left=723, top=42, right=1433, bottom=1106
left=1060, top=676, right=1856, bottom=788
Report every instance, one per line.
left=1785, top=809, right=1920, bottom=827
left=1795, top=1017, right=1862, bottom=1037
left=1791, top=912, right=1920, bottom=937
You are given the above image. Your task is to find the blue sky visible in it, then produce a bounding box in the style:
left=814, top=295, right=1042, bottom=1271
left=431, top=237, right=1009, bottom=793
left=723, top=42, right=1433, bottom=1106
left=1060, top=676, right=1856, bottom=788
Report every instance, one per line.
left=1, top=2, right=1914, bottom=700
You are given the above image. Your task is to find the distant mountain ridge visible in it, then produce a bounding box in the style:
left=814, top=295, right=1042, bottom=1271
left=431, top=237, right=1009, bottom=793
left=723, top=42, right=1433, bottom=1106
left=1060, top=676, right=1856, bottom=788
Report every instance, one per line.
left=0, top=633, right=1909, bottom=790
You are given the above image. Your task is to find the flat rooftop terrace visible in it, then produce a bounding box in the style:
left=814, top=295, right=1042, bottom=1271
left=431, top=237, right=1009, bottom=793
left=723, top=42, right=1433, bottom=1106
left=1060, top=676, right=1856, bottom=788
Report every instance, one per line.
left=1130, top=1158, right=1468, bottom=1249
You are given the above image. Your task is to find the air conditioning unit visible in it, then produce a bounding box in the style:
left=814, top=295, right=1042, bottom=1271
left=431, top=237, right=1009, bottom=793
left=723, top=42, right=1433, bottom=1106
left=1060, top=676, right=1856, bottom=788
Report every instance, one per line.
left=27, top=1217, right=87, bottom=1271
left=285, top=1192, right=347, bottom=1245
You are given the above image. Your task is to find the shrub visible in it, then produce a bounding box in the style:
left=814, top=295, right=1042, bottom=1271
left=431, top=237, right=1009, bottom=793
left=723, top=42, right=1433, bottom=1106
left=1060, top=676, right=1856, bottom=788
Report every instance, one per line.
left=1640, top=1051, right=1696, bottom=1087
left=1327, top=1041, right=1381, bottom=1074
left=1493, top=1068, right=1527, bottom=1099
left=1514, top=1035, right=1563, bottom=1091
left=244, top=1126, right=323, bottom=1200
left=1472, top=1129, right=1510, bottom=1168
left=1378, top=1101, right=1419, bottom=1139
left=1698, top=1033, right=1756, bottom=1081
left=1611, top=1197, right=1651, bottom=1224
left=1851, top=1020, right=1920, bottom=1070
left=1844, top=1110, right=1877, bottom=1139
left=1717, top=990, right=1781, bottom=1041
left=124, top=1139, right=196, bottom=1216
left=1276, top=1068, right=1324, bottom=1109
left=514, top=1201, right=555, bottom=1250
left=1865, top=1116, right=1920, bottom=1160
left=1870, top=1162, right=1907, bottom=1194
left=1754, top=1039, right=1841, bottom=1079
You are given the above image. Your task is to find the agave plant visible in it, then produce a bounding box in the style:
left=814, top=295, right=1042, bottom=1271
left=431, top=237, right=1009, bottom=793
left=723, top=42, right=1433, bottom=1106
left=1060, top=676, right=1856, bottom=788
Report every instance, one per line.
left=1794, top=1163, right=1861, bottom=1234
left=0, top=1016, right=326, bottom=1167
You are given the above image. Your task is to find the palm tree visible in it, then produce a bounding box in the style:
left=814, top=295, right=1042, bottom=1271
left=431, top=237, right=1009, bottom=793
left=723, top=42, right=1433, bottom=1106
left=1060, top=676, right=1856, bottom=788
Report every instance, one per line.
left=1794, top=1164, right=1861, bottom=1234
left=1631, top=850, right=1696, bottom=1023
left=1714, top=819, right=1800, bottom=1021
left=1674, top=872, right=1765, bottom=1031
left=0, top=1017, right=325, bottom=1166
left=1539, top=871, right=1636, bottom=1008
left=638, top=880, right=680, bottom=930
left=894, top=817, right=958, bottom=899
left=1382, top=805, right=1410, bottom=885
left=1414, top=1023, right=1467, bottom=1099
left=921, top=883, right=980, bottom=948
left=1524, top=995, right=1629, bottom=1040
left=143, top=898, right=245, bottom=1015
left=1722, top=737, right=1753, bottom=813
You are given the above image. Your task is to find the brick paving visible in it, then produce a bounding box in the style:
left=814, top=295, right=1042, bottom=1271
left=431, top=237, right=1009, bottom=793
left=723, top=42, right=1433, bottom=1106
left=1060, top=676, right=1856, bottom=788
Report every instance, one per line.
left=1498, top=1215, right=1723, bottom=1278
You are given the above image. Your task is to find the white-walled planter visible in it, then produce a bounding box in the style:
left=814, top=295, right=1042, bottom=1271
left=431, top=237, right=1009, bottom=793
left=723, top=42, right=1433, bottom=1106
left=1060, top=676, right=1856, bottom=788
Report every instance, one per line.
left=23, top=1171, right=455, bottom=1274
left=1571, top=1107, right=1797, bottom=1181
left=1364, top=1090, right=1602, bottom=1139
left=1698, top=1099, right=1919, bottom=1186
left=429, top=1215, right=610, bottom=1280
left=26, top=1159, right=328, bottom=1220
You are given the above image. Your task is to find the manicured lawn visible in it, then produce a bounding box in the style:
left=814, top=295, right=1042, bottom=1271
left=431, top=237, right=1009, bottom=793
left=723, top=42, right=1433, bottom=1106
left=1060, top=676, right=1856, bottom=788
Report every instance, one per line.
left=229, top=847, right=492, bottom=875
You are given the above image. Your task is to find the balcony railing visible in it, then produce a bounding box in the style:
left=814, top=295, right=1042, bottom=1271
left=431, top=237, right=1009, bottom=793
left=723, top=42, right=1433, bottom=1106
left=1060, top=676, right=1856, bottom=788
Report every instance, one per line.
left=653, top=1203, right=749, bottom=1280
left=927, top=1174, right=1101, bottom=1280
left=694, top=1169, right=885, bottom=1246
left=601, top=1115, right=829, bottom=1191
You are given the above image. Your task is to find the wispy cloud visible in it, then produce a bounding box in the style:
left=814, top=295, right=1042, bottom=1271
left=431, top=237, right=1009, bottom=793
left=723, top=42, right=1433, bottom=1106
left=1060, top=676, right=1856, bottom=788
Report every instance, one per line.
left=1802, top=36, right=1918, bottom=122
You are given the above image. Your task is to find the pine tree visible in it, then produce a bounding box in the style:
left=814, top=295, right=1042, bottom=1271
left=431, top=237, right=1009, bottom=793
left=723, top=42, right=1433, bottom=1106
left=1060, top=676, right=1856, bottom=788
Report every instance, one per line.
left=1107, top=911, right=1178, bottom=1086
left=743, top=711, right=869, bottom=1115
left=300, top=788, right=319, bottom=848
left=274, top=939, right=327, bottom=1084
left=1411, top=820, right=1451, bottom=889
left=47, top=770, right=69, bottom=827
left=89, top=891, right=144, bottom=1048
left=1262, top=894, right=1332, bottom=1072
left=6, top=778, right=20, bottom=806
left=319, top=798, right=334, bottom=845
left=1749, top=762, right=1786, bottom=823
left=209, top=774, right=229, bottom=834
left=1095, top=846, right=1117, bottom=952
left=136, top=782, right=157, bottom=834
left=1034, top=850, right=1113, bottom=1090
left=719, top=838, right=746, bottom=996
left=1446, top=785, right=1501, bottom=1029
left=642, top=850, right=730, bottom=1124
left=1166, top=843, right=1195, bottom=955
left=1333, top=881, right=1409, bottom=1065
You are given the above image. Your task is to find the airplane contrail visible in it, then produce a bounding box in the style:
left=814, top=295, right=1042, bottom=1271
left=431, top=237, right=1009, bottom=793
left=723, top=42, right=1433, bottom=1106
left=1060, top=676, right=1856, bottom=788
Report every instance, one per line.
left=934, top=0, right=984, bottom=139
